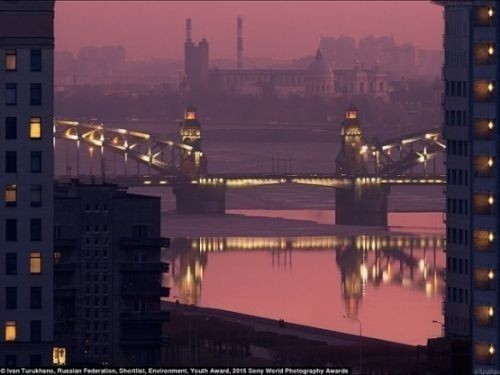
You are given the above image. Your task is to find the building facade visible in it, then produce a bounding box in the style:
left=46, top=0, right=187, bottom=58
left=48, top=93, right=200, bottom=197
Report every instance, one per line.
left=0, top=1, right=55, bottom=366
left=54, top=181, right=169, bottom=366
left=438, top=0, right=499, bottom=371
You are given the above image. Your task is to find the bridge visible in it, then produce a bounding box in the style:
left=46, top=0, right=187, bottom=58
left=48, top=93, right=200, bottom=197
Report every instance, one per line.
left=54, top=105, right=446, bottom=226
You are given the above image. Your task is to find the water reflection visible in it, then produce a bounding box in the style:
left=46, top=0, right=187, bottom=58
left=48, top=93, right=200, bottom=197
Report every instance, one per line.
left=165, top=234, right=444, bottom=320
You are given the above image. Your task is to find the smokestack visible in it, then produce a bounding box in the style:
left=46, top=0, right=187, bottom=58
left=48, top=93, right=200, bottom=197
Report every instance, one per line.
left=237, top=15, right=243, bottom=69
left=186, top=18, right=192, bottom=42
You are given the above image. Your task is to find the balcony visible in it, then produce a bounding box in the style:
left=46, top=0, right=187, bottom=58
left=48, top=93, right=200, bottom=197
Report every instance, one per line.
left=474, top=230, right=495, bottom=252
left=474, top=6, right=496, bottom=27
left=120, top=335, right=162, bottom=346
left=54, top=238, right=77, bottom=248
left=474, top=119, right=495, bottom=140
left=474, top=305, right=495, bottom=327
left=473, top=193, right=495, bottom=215
left=120, top=237, right=170, bottom=250
left=474, top=156, right=495, bottom=178
left=120, top=262, right=169, bottom=273
left=474, top=342, right=496, bottom=366
left=54, top=263, right=77, bottom=273
left=54, top=285, right=76, bottom=297
left=121, top=285, right=170, bottom=297
left=474, top=80, right=496, bottom=102
left=474, top=43, right=496, bottom=65
left=474, top=268, right=496, bottom=291
left=120, top=311, right=170, bottom=322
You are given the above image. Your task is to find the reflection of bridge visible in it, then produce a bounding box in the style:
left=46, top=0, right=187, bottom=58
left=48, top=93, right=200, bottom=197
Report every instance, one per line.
left=166, top=234, right=444, bottom=316
left=54, top=106, right=445, bottom=225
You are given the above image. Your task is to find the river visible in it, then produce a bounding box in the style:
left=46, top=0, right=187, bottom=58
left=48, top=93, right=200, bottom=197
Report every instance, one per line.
left=162, top=209, right=445, bottom=346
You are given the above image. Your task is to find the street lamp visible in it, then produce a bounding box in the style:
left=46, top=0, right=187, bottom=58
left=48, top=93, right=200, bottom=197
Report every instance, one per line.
left=344, top=315, right=362, bottom=374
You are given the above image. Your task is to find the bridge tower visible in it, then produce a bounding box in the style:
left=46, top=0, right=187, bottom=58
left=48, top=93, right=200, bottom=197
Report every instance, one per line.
left=335, top=107, right=389, bottom=226
left=179, top=105, right=208, bottom=178
left=174, top=105, right=225, bottom=214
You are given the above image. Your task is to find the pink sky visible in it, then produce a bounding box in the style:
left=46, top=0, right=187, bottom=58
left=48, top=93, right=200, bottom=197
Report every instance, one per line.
left=55, top=1, right=443, bottom=60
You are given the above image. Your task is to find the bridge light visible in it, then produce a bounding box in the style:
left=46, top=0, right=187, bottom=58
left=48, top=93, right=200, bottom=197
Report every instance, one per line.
left=489, top=46, right=495, bottom=56
left=360, top=145, right=368, bottom=154
left=488, top=82, right=494, bottom=92
left=489, top=270, right=495, bottom=280
left=489, top=8, right=494, bottom=17
left=489, top=120, right=495, bottom=130
left=489, top=306, right=495, bottom=317
left=489, top=232, right=495, bottom=242
left=488, top=195, right=495, bottom=205
left=490, top=345, right=495, bottom=355
left=488, top=157, right=494, bottom=167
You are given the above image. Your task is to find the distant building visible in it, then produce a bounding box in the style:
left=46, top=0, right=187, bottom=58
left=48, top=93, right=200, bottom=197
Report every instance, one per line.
left=54, top=181, right=170, bottom=366
left=0, top=0, right=55, bottom=366
left=182, top=19, right=388, bottom=99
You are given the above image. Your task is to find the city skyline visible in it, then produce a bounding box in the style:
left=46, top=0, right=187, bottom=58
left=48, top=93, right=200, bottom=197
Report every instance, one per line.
left=54, top=1, right=443, bottom=60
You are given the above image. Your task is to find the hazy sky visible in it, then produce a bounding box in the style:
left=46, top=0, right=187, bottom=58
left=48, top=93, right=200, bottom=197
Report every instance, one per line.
left=55, top=1, right=443, bottom=60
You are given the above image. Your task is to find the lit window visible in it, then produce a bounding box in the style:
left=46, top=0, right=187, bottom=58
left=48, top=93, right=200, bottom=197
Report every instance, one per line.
left=5, top=184, right=16, bottom=207
left=30, top=252, right=41, bottom=274
left=29, top=118, right=41, bottom=139
left=5, top=321, right=16, bottom=341
left=52, top=347, right=66, bottom=366
left=5, top=50, right=16, bottom=71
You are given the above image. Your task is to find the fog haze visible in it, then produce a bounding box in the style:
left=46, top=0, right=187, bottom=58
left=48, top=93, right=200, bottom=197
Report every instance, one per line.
left=55, top=1, right=442, bottom=60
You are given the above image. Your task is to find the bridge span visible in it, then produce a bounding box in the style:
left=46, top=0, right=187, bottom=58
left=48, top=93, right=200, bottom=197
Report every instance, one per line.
left=54, top=105, right=446, bottom=226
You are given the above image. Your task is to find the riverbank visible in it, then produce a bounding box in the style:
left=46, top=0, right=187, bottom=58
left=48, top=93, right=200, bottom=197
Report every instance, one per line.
left=161, top=301, right=427, bottom=373
left=163, top=210, right=443, bottom=237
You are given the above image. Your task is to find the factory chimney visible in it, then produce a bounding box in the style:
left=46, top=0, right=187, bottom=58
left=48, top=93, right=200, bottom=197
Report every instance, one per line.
left=237, top=15, right=243, bottom=69
left=186, top=18, right=192, bottom=42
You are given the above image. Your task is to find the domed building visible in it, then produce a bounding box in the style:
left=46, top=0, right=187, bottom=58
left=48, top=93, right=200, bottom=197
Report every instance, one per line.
left=304, top=49, right=335, bottom=96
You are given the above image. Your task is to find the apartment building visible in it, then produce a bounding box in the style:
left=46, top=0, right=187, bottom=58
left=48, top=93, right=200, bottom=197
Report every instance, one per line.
left=53, top=181, right=169, bottom=366
left=0, top=1, right=55, bottom=366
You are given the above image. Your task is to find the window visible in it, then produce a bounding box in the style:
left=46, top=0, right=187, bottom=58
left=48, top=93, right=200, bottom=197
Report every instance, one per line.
left=5, top=184, right=16, bottom=207
left=5, top=287, right=17, bottom=309
left=30, top=355, right=42, bottom=367
left=30, top=252, right=42, bottom=274
left=30, top=321, right=41, bottom=342
left=31, top=219, right=42, bottom=241
left=5, top=355, right=16, bottom=367
left=5, top=49, right=16, bottom=71
left=30, top=49, right=42, bottom=72
left=31, top=185, right=42, bottom=207
left=30, top=286, right=42, bottom=309
left=132, top=225, right=148, bottom=238
left=5, top=219, right=16, bottom=241
left=5, top=117, right=16, bottom=140
left=54, top=225, right=61, bottom=240
left=5, top=83, right=16, bottom=105
left=5, top=253, right=17, bottom=275
left=5, top=151, right=16, bottom=173
left=29, top=117, right=42, bottom=139
left=5, top=321, right=16, bottom=341
left=30, top=84, right=42, bottom=106
left=53, top=348, right=66, bottom=366
left=30, top=151, right=42, bottom=173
